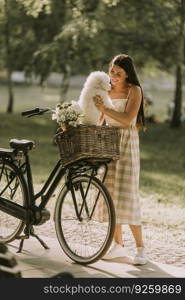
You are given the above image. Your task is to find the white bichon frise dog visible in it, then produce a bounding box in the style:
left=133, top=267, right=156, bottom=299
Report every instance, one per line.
left=77, top=71, right=114, bottom=125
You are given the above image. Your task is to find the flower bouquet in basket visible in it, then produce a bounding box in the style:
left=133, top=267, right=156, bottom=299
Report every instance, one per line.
left=52, top=101, right=84, bottom=131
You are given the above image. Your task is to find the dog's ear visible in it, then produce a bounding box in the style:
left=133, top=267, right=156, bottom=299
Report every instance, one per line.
left=100, top=78, right=111, bottom=91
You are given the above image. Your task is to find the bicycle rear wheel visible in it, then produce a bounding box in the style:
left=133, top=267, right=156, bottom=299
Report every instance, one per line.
left=0, top=160, right=26, bottom=242
left=54, top=175, right=115, bottom=264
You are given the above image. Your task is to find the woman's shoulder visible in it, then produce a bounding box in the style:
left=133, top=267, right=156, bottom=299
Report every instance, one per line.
left=129, top=84, right=141, bottom=97
left=128, top=84, right=142, bottom=104
left=129, top=84, right=141, bottom=91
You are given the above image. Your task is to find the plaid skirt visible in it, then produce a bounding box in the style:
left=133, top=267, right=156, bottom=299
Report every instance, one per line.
left=104, top=127, right=141, bottom=225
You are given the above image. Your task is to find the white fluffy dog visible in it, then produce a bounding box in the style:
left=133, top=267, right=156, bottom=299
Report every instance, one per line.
left=77, top=71, right=114, bottom=125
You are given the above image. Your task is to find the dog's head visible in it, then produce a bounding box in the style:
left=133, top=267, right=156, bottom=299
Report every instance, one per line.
left=84, top=71, right=111, bottom=91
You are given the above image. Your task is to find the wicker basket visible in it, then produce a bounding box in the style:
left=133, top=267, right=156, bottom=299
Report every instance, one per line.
left=55, top=125, right=121, bottom=166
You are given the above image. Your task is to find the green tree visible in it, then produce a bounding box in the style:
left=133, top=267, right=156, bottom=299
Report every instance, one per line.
left=95, top=0, right=185, bottom=126
left=0, top=0, right=49, bottom=112
left=3, top=0, right=13, bottom=113
left=171, top=0, right=185, bottom=127
left=14, top=0, right=99, bottom=102
left=1, top=0, right=184, bottom=116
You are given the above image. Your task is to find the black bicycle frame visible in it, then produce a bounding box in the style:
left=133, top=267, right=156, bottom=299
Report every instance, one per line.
left=0, top=150, right=109, bottom=223
left=21, top=154, right=66, bottom=209
left=20, top=153, right=109, bottom=211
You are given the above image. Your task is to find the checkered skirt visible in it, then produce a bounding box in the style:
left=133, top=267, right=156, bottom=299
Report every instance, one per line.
left=103, top=127, right=141, bottom=225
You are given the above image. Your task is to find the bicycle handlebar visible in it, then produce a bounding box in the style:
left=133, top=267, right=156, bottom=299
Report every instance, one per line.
left=21, top=108, right=50, bottom=117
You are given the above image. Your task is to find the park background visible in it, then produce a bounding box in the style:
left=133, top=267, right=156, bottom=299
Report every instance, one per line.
left=0, top=0, right=185, bottom=268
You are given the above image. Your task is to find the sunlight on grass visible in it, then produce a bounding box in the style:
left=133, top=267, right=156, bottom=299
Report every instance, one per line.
left=141, top=170, right=185, bottom=203
left=140, top=122, right=185, bottom=205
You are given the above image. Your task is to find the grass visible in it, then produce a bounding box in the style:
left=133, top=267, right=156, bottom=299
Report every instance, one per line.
left=0, top=83, right=185, bottom=206
left=140, top=123, right=185, bottom=205
left=0, top=84, right=81, bottom=112
left=0, top=112, right=59, bottom=184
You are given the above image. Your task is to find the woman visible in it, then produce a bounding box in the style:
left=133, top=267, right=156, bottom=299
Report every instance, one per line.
left=93, top=54, right=147, bottom=264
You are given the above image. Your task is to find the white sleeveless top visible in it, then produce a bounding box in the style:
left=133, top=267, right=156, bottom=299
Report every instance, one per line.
left=105, top=98, right=137, bottom=128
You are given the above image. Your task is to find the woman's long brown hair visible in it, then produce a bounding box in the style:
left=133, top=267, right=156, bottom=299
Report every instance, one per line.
left=109, top=54, right=145, bottom=130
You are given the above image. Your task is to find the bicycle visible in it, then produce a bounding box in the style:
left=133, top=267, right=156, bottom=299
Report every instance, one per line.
left=0, top=108, right=116, bottom=264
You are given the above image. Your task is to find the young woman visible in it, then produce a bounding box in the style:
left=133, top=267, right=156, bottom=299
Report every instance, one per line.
left=93, top=54, right=147, bottom=264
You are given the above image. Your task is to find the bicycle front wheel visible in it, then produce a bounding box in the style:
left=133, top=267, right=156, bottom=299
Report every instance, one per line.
left=0, top=160, right=26, bottom=243
left=54, top=175, right=115, bottom=264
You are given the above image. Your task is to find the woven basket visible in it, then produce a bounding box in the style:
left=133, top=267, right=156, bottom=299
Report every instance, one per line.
left=55, top=125, right=121, bottom=167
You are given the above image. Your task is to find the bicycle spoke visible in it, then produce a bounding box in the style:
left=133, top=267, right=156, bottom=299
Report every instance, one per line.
left=0, top=168, right=17, bottom=197
left=0, top=162, right=25, bottom=242
left=55, top=175, right=115, bottom=264
left=10, top=177, right=20, bottom=199
left=0, top=162, right=5, bottom=182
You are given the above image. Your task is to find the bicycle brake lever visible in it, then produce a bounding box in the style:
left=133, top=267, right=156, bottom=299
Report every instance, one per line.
left=26, top=108, right=50, bottom=117
left=27, top=113, right=40, bottom=117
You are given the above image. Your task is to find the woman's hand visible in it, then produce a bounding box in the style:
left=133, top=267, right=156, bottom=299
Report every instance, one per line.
left=93, top=95, right=106, bottom=113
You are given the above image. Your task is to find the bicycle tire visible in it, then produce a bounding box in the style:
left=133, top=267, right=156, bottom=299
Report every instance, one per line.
left=54, top=175, right=115, bottom=264
left=0, top=160, right=26, bottom=243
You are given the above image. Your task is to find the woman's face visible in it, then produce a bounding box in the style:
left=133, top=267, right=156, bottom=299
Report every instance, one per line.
left=109, top=64, right=127, bottom=87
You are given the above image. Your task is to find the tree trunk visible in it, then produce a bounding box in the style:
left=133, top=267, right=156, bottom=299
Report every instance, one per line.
left=59, top=65, right=71, bottom=103
left=6, top=69, right=14, bottom=113
left=171, top=65, right=182, bottom=127
left=171, top=0, right=185, bottom=127
left=4, top=0, right=14, bottom=113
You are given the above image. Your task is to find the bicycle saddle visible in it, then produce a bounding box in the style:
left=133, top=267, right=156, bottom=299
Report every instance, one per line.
left=9, top=139, right=35, bottom=152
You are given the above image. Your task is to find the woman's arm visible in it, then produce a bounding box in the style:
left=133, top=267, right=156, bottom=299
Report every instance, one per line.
left=93, top=86, right=142, bottom=126
left=97, top=112, right=105, bottom=125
